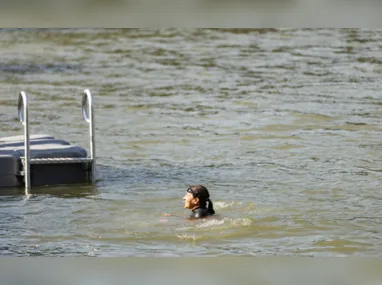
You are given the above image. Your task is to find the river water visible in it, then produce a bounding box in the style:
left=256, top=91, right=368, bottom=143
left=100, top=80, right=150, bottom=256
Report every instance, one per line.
left=1, top=28, right=382, bottom=257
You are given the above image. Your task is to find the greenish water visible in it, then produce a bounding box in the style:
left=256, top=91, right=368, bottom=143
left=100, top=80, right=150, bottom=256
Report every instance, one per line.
left=1, top=29, right=382, bottom=257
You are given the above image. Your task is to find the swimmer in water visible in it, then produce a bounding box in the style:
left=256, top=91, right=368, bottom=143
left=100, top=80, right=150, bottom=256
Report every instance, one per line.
left=183, top=185, right=215, bottom=219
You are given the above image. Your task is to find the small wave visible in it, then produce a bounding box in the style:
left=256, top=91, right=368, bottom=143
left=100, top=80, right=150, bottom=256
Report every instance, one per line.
left=176, top=234, right=199, bottom=241
left=231, top=217, right=253, bottom=227
left=197, top=217, right=253, bottom=229
left=214, top=201, right=239, bottom=209
left=196, top=218, right=226, bottom=228
left=175, top=217, right=254, bottom=241
left=176, top=217, right=253, bottom=232
left=214, top=201, right=257, bottom=213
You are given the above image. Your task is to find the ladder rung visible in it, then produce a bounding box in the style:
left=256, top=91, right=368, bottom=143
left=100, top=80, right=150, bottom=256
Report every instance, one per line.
left=21, top=157, right=93, bottom=164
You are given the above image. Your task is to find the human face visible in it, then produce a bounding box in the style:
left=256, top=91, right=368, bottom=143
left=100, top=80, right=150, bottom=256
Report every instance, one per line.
left=183, top=192, right=199, bottom=210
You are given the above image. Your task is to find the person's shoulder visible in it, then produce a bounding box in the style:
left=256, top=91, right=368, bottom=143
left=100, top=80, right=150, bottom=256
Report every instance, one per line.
left=191, top=208, right=213, bottom=219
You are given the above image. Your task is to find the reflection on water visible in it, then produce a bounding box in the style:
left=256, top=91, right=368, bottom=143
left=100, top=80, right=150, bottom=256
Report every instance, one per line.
left=1, top=29, right=382, bottom=257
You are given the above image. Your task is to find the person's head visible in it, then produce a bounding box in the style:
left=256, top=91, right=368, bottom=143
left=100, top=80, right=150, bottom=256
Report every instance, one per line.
left=183, top=185, right=215, bottom=214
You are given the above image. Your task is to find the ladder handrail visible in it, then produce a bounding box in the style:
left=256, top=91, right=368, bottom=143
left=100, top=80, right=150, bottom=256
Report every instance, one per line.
left=18, top=91, right=30, bottom=194
left=18, top=89, right=96, bottom=193
left=82, top=89, right=96, bottom=183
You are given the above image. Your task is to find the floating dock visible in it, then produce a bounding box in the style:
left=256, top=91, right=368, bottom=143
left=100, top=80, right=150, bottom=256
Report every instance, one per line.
left=0, top=90, right=96, bottom=194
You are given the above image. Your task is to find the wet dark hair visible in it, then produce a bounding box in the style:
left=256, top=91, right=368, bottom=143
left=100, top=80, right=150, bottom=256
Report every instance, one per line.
left=187, top=185, right=215, bottom=215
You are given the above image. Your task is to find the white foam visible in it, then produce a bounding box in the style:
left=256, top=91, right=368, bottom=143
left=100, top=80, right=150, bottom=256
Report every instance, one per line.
left=214, top=201, right=240, bottom=209
left=196, top=218, right=225, bottom=228
left=176, top=217, right=253, bottom=233
left=176, top=234, right=198, bottom=240
left=213, top=201, right=257, bottom=211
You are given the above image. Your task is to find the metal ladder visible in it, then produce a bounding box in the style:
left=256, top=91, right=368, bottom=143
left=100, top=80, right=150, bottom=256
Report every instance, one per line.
left=18, top=89, right=96, bottom=194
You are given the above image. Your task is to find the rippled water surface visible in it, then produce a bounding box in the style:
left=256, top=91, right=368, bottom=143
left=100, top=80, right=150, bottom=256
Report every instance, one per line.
left=1, top=29, right=382, bottom=257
